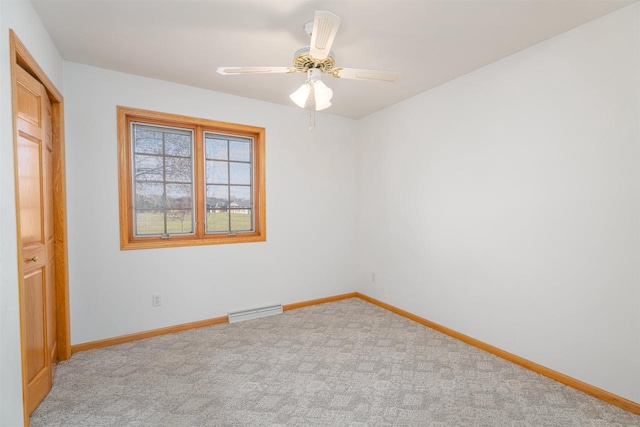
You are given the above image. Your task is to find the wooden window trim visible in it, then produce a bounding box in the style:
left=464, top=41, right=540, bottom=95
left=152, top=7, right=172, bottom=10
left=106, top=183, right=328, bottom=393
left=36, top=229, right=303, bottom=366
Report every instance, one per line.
left=117, top=106, right=266, bottom=250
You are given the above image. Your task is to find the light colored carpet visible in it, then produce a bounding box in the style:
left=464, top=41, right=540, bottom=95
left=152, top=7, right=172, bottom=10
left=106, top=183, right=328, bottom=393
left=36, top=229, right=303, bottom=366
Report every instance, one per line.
left=31, top=298, right=639, bottom=426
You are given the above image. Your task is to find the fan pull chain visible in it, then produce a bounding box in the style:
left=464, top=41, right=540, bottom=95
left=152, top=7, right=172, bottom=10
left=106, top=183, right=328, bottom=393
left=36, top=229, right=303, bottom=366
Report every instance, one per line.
left=308, top=109, right=315, bottom=133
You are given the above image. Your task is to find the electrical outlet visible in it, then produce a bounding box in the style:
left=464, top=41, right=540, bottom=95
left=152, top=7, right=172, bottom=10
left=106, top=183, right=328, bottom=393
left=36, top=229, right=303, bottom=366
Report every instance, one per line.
left=152, top=294, right=162, bottom=307
left=371, top=273, right=377, bottom=283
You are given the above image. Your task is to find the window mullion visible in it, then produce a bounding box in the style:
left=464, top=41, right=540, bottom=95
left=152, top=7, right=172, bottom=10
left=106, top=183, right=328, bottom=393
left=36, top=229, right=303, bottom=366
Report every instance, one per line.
left=227, top=142, right=231, bottom=233
left=250, top=139, right=254, bottom=230
left=162, top=131, right=168, bottom=235
left=195, top=128, right=204, bottom=238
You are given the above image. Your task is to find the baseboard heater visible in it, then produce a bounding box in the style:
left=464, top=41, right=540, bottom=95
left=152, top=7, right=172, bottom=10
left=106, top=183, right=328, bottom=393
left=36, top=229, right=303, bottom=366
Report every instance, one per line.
left=228, top=304, right=283, bottom=323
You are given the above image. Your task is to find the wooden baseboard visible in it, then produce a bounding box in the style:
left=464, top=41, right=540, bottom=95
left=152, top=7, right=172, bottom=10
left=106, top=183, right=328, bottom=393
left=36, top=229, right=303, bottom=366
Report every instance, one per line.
left=356, top=292, right=640, bottom=415
left=71, top=315, right=228, bottom=353
left=71, top=292, right=358, bottom=354
left=283, top=292, right=358, bottom=311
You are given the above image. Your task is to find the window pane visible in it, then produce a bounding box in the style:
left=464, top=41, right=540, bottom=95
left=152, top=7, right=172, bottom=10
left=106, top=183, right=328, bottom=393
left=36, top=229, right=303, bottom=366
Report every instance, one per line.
left=135, top=182, right=164, bottom=208
left=230, top=209, right=252, bottom=231
left=165, top=157, right=192, bottom=183
left=131, top=123, right=194, bottom=237
left=164, top=133, right=191, bottom=157
left=134, top=129, right=163, bottom=154
left=166, top=210, right=194, bottom=234
left=206, top=184, right=229, bottom=208
left=205, top=137, right=228, bottom=160
left=229, top=140, right=251, bottom=162
left=230, top=186, right=251, bottom=208
left=166, top=184, right=192, bottom=209
left=229, top=162, right=251, bottom=185
left=203, top=134, right=253, bottom=233
left=135, top=210, right=165, bottom=235
left=206, top=160, right=228, bottom=184
left=134, top=155, right=163, bottom=181
left=206, top=210, right=229, bottom=233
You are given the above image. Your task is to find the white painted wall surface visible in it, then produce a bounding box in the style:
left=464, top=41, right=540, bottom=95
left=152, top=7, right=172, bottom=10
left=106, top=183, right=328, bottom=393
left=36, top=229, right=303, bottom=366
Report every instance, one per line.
left=0, top=1, right=64, bottom=425
left=357, top=4, right=640, bottom=403
left=63, top=62, right=358, bottom=345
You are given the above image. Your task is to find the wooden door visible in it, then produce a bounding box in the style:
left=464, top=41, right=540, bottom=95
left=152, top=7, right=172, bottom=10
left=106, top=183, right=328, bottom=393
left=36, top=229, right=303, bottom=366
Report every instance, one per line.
left=16, top=64, right=56, bottom=414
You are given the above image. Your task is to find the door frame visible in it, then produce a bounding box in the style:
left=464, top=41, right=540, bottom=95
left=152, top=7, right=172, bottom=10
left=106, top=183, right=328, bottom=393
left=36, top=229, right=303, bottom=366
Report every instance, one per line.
left=10, top=29, right=71, bottom=425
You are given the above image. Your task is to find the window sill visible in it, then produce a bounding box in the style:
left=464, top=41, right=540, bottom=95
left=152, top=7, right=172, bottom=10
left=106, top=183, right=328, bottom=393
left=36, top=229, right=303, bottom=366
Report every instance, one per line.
left=120, top=232, right=266, bottom=250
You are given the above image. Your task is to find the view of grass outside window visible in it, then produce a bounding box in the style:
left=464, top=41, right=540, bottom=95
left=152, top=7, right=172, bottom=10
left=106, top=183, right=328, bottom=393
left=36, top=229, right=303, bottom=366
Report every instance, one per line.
left=117, top=107, right=266, bottom=250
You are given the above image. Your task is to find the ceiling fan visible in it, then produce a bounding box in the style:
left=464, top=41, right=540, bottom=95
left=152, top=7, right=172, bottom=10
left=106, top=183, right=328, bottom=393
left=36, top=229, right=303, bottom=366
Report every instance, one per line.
left=217, top=10, right=399, bottom=111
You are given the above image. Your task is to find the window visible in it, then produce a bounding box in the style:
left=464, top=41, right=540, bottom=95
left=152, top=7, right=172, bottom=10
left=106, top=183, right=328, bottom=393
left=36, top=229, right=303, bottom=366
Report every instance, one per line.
left=118, top=107, right=265, bottom=249
left=204, top=133, right=254, bottom=234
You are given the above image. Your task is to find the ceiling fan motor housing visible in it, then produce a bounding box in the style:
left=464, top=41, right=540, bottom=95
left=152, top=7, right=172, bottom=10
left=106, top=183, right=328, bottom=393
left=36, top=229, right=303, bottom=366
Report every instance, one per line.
left=293, top=47, right=335, bottom=73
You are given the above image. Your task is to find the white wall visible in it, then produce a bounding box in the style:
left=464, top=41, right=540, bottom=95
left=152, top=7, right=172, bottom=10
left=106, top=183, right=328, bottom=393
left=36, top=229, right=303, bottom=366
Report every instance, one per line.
left=0, top=1, right=64, bottom=425
left=63, top=62, right=358, bottom=345
left=357, top=3, right=640, bottom=403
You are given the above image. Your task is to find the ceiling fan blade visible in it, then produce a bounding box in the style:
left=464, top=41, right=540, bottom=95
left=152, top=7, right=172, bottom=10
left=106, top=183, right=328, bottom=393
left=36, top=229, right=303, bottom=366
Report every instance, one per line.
left=309, top=10, right=341, bottom=61
left=332, top=68, right=400, bottom=83
left=217, top=67, right=296, bottom=75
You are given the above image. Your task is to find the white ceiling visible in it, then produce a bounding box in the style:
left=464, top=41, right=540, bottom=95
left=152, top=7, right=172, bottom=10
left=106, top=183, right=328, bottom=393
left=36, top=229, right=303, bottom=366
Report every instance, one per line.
left=32, top=0, right=635, bottom=119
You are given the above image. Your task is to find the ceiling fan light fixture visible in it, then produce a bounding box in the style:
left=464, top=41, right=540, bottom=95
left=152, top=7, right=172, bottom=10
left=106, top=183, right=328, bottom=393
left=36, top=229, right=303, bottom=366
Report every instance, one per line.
left=312, top=80, right=333, bottom=111
left=290, top=68, right=333, bottom=111
left=289, top=83, right=311, bottom=109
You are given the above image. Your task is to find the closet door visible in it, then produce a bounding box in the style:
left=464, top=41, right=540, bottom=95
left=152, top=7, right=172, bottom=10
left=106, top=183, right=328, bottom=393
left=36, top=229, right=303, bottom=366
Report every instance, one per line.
left=16, top=64, right=57, bottom=414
